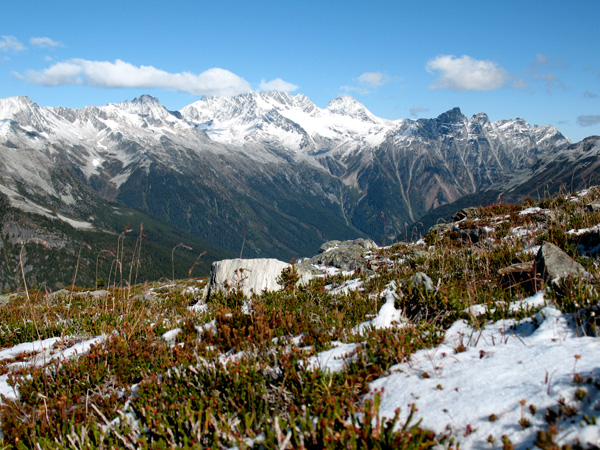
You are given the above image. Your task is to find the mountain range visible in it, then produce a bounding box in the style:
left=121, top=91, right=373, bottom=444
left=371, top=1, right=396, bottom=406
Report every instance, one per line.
left=1, top=91, right=592, bottom=289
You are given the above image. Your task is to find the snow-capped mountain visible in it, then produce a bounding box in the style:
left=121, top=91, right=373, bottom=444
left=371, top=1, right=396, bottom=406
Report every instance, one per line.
left=180, top=91, right=401, bottom=153
left=0, top=92, right=572, bottom=261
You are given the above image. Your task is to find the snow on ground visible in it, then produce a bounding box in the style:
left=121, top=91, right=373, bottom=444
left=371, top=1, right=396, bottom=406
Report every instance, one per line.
left=305, top=342, right=361, bottom=372
left=55, top=213, right=94, bottom=230
left=0, top=335, right=105, bottom=401
left=366, top=292, right=600, bottom=449
left=568, top=224, right=600, bottom=236
left=162, top=328, right=182, bottom=345
left=1, top=285, right=598, bottom=448
left=326, top=277, right=363, bottom=295
left=466, top=291, right=547, bottom=317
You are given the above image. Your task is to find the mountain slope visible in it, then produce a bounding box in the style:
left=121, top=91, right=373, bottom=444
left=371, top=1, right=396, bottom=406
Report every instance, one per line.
left=0, top=93, right=571, bottom=263
left=410, top=136, right=600, bottom=235
left=338, top=107, right=568, bottom=238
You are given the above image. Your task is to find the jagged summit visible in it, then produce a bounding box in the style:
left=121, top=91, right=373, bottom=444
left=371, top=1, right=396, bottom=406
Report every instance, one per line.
left=470, top=112, right=491, bottom=125
left=435, top=107, right=466, bottom=124
left=180, top=91, right=396, bottom=152
left=111, top=94, right=180, bottom=123
left=0, top=91, right=573, bottom=263
left=0, top=96, right=43, bottom=121
left=325, top=96, right=378, bottom=123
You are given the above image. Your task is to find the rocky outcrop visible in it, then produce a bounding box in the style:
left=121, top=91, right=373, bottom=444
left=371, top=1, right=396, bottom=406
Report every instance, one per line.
left=300, top=239, right=378, bottom=272
left=427, top=222, right=488, bottom=245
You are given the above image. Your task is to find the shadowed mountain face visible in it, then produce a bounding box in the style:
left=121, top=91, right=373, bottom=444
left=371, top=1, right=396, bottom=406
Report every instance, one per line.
left=0, top=92, right=570, bottom=261
left=411, top=136, right=600, bottom=235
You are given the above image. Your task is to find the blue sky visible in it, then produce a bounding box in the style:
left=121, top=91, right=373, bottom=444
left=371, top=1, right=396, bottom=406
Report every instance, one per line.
left=1, top=0, right=599, bottom=142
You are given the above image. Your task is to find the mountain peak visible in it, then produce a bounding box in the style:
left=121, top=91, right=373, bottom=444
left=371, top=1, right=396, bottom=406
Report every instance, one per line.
left=326, top=96, right=377, bottom=122
left=115, top=95, right=176, bottom=121
left=470, top=112, right=490, bottom=125
left=326, top=96, right=362, bottom=112
left=0, top=96, right=38, bottom=117
left=131, top=94, right=162, bottom=106
left=436, top=107, right=466, bottom=124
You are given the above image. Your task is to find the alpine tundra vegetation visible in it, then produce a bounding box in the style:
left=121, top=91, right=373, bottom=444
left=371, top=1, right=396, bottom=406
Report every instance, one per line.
left=0, top=187, right=599, bottom=448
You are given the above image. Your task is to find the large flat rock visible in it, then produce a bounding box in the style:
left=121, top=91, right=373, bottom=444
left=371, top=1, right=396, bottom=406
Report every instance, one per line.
left=206, top=258, right=311, bottom=298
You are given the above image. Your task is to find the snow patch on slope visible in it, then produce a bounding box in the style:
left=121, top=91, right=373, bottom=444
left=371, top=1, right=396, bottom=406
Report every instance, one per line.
left=370, top=295, right=600, bottom=449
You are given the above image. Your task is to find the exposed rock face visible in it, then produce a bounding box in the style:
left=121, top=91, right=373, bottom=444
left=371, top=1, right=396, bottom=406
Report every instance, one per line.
left=534, top=242, right=591, bottom=283
left=206, top=258, right=311, bottom=298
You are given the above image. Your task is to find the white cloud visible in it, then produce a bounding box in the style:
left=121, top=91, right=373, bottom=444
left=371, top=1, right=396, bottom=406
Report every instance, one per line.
left=528, top=54, right=568, bottom=93
left=0, top=36, right=25, bottom=53
left=531, top=53, right=568, bottom=71
left=23, top=59, right=253, bottom=97
left=340, top=71, right=393, bottom=95
left=512, top=78, right=529, bottom=90
left=340, top=85, right=369, bottom=95
left=30, top=37, right=65, bottom=48
left=534, top=53, right=548, bottom=66
left=577, top=115, right=600, bottom=127
left=409, top=106, right=429, bottom=117
left=259, top=78, right=298, bottom=92
left=426, top=55, right=509, bottom=91
left=357, top=72, right=389, bottom=88
left=532, top=73, right=566, bottom=94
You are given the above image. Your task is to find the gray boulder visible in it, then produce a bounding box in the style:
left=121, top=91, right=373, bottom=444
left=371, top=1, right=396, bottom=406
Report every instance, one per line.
left=534, top=242, right=591, bottom=284
left=302, top=239, right=378, bottom=272
left=412, top=272, right=435, bottom=291
left=454, top=227, right=487, bottom=244
left=452, top=207, right=479, bottom=222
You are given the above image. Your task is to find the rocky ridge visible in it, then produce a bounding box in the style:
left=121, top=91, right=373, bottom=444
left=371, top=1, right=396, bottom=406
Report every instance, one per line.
left=0, top=93, right=571, bottom=263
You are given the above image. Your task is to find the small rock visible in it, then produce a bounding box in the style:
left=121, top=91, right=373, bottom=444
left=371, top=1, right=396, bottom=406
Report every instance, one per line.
left=412, top=272, right=434, bottom=291
left=585, top=201, right=600, bottom=212
left=454, top=227, right=486, bottom=244
left=498, top=262, right=538, bottom=293
left=452, top=207, right=479, bottom=222
left=534, top=242, right=592, bottom=284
